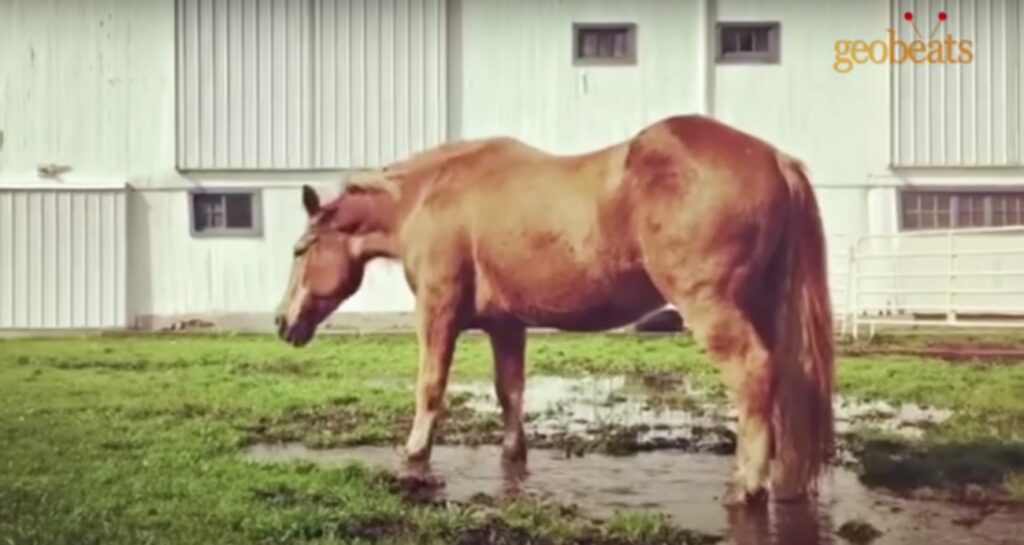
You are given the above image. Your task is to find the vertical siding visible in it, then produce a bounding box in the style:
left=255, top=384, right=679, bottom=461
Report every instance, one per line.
left=313, top=0, right=447, bottom=168
left=176, top=0, right=447, bottom=171
left=0, top=189, right=127, bottom=329
left=176, top=0, right=312, bottom=170
left=456, top=0, right=702, bottom=155
left=892, top=0, right=1023, bottom=166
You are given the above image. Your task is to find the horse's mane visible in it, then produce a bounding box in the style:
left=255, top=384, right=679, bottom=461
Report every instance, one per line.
left=342, top=137, right=529, bottom=198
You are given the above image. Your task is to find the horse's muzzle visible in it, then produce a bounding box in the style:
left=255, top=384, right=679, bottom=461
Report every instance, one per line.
left=275, top=315, right=314, bottom=347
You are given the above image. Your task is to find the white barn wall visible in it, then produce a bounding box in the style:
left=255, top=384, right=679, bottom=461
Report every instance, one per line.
left=872, top=0, right=1024, bottom=318
left=128, top=186, right=304, bottom=320
left=128, top=186, right=415, bottom=322
left=175, top=0, right=448, bottom=170
left=891, top=0, right=1024, bottom=167
left=0, top=0, right=150, bottom=178
left=455, top=0, right=881, bottom=239
left=0, top=0, right=422, bottom=329
left=2, top=0, right=1022, bottom=329
left=454, top=0, right=705, bottom=153
left=714, top=0, right=891, bottom=189
left=176, top=0, right=315, bottom=170
left=715, top=0, right=1024, bottom=318
left=310, top=0, right=449, bottom=169
left=0, top=186, right=128, bottom=329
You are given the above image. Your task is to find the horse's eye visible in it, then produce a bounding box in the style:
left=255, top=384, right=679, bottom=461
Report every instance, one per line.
left=293, top=235, right=315, bottom=256
left=334, top=220, right=357, bottom=233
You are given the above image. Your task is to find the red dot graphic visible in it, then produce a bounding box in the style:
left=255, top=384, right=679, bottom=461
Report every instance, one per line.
left=938, top=11, right=948, bottom=21
left=903, top=11, right=913, bottom=21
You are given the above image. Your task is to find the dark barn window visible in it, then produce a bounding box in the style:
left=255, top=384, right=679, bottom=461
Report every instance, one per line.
left=573, top=23, right=637, bottom=66
left=189, top=190, right=263, bottom=237
left=716, top=22, right=781, bottom=64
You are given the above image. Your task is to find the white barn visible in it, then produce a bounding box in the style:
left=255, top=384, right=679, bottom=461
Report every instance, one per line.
left=1, top=0, right=1022, bottom=332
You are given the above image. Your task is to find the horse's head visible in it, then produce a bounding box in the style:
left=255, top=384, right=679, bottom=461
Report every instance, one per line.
left=275, top=185, right=373, bottom=346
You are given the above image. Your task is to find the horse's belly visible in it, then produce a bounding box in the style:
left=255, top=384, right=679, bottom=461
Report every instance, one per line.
left=521, top=301, right=663, bottom=331
left=479, top=269, right=666, bottom=331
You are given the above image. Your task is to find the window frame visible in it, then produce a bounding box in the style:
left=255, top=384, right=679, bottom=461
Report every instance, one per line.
left=187, top=188, right=264, bottom=239
left=571, top=22, right=638, bottom=67
left=714, top=21, right=782, bottom=65
left=898, top=189, right=1024, bottom=232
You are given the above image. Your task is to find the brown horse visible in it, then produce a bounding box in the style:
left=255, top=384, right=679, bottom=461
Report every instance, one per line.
left=274, top=114, right=835, bottom=505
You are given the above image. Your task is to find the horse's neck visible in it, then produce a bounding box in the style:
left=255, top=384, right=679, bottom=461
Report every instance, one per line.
left=352, top=231, right=398, bottom=261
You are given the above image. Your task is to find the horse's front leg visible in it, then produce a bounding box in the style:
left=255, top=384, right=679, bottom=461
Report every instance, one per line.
left=404, top=296, right=460, bottom=462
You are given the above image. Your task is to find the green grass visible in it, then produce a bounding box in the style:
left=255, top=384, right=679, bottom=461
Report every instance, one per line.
left=1, top=332, right=1023, bottom=544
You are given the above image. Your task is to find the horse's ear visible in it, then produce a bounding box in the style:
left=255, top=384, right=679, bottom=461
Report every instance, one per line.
left=302, top=185, right=320, bottom=216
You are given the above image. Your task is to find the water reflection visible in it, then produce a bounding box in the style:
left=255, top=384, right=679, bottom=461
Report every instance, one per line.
left=726, top=502, right=834, bottom=545
left=244, top=443, right=1023, bottom=545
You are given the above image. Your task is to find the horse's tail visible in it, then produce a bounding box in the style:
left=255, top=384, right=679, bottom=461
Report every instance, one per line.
left=769, top=151, right=836, bottom=499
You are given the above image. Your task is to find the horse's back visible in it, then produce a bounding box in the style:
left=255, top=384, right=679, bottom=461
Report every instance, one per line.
left=411, top=136, right=659, bottom=329
left=627, top=114, right=784, bottom=187
left=622, top=115, right=797, bottom=302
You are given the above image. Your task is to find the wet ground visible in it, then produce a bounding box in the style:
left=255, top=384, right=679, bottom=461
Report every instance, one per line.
left=244, top=375, right=1022, bottom=545
left=448, top=375, right=955, bottom=450
left=244, top=443, right=1023, bottom=545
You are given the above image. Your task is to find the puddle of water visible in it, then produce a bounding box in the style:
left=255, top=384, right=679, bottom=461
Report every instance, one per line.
left=450, top=375, right=736, bottom=452
left=834, top=397, right=954, bottom=439
left=449, top=375, right=955, bottom=448
left=241, top=375, right=1011, bottom=544
left=243, top=442, right=1024, bottom=545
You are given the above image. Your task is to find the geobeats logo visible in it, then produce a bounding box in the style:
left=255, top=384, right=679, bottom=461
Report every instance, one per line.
left=833, top=10, right=974, bottom=74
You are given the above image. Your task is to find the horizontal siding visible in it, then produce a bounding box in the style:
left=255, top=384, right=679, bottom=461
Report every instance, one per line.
left=175, top=0, right=447, bottom=171
left=892, top=0, right=1023, bottom=166
left=0, top=189, right=127, bottom=329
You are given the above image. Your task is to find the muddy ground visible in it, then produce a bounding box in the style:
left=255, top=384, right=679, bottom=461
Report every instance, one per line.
left=239, top=372, right=1024, bottom=544
left=1, top=332, right=1022, bottom=545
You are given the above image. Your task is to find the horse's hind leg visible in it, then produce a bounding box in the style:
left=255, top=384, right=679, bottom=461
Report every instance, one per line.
left=694, top=292, right=774, bottom=504
left=655, top=277, right=775, bottom=505
left=487, top=324, right=528, bottom=462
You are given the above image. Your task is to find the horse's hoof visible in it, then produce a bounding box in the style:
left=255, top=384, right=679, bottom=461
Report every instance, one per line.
left=721, top=484, right=768, bottom=507
left=501, top=449, right=526, bottom=464
left=403, top=444, right=432, bottom=463
left=501, top=439, right=527, bottom=463
left=770, top=488, right=812, bottom=504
